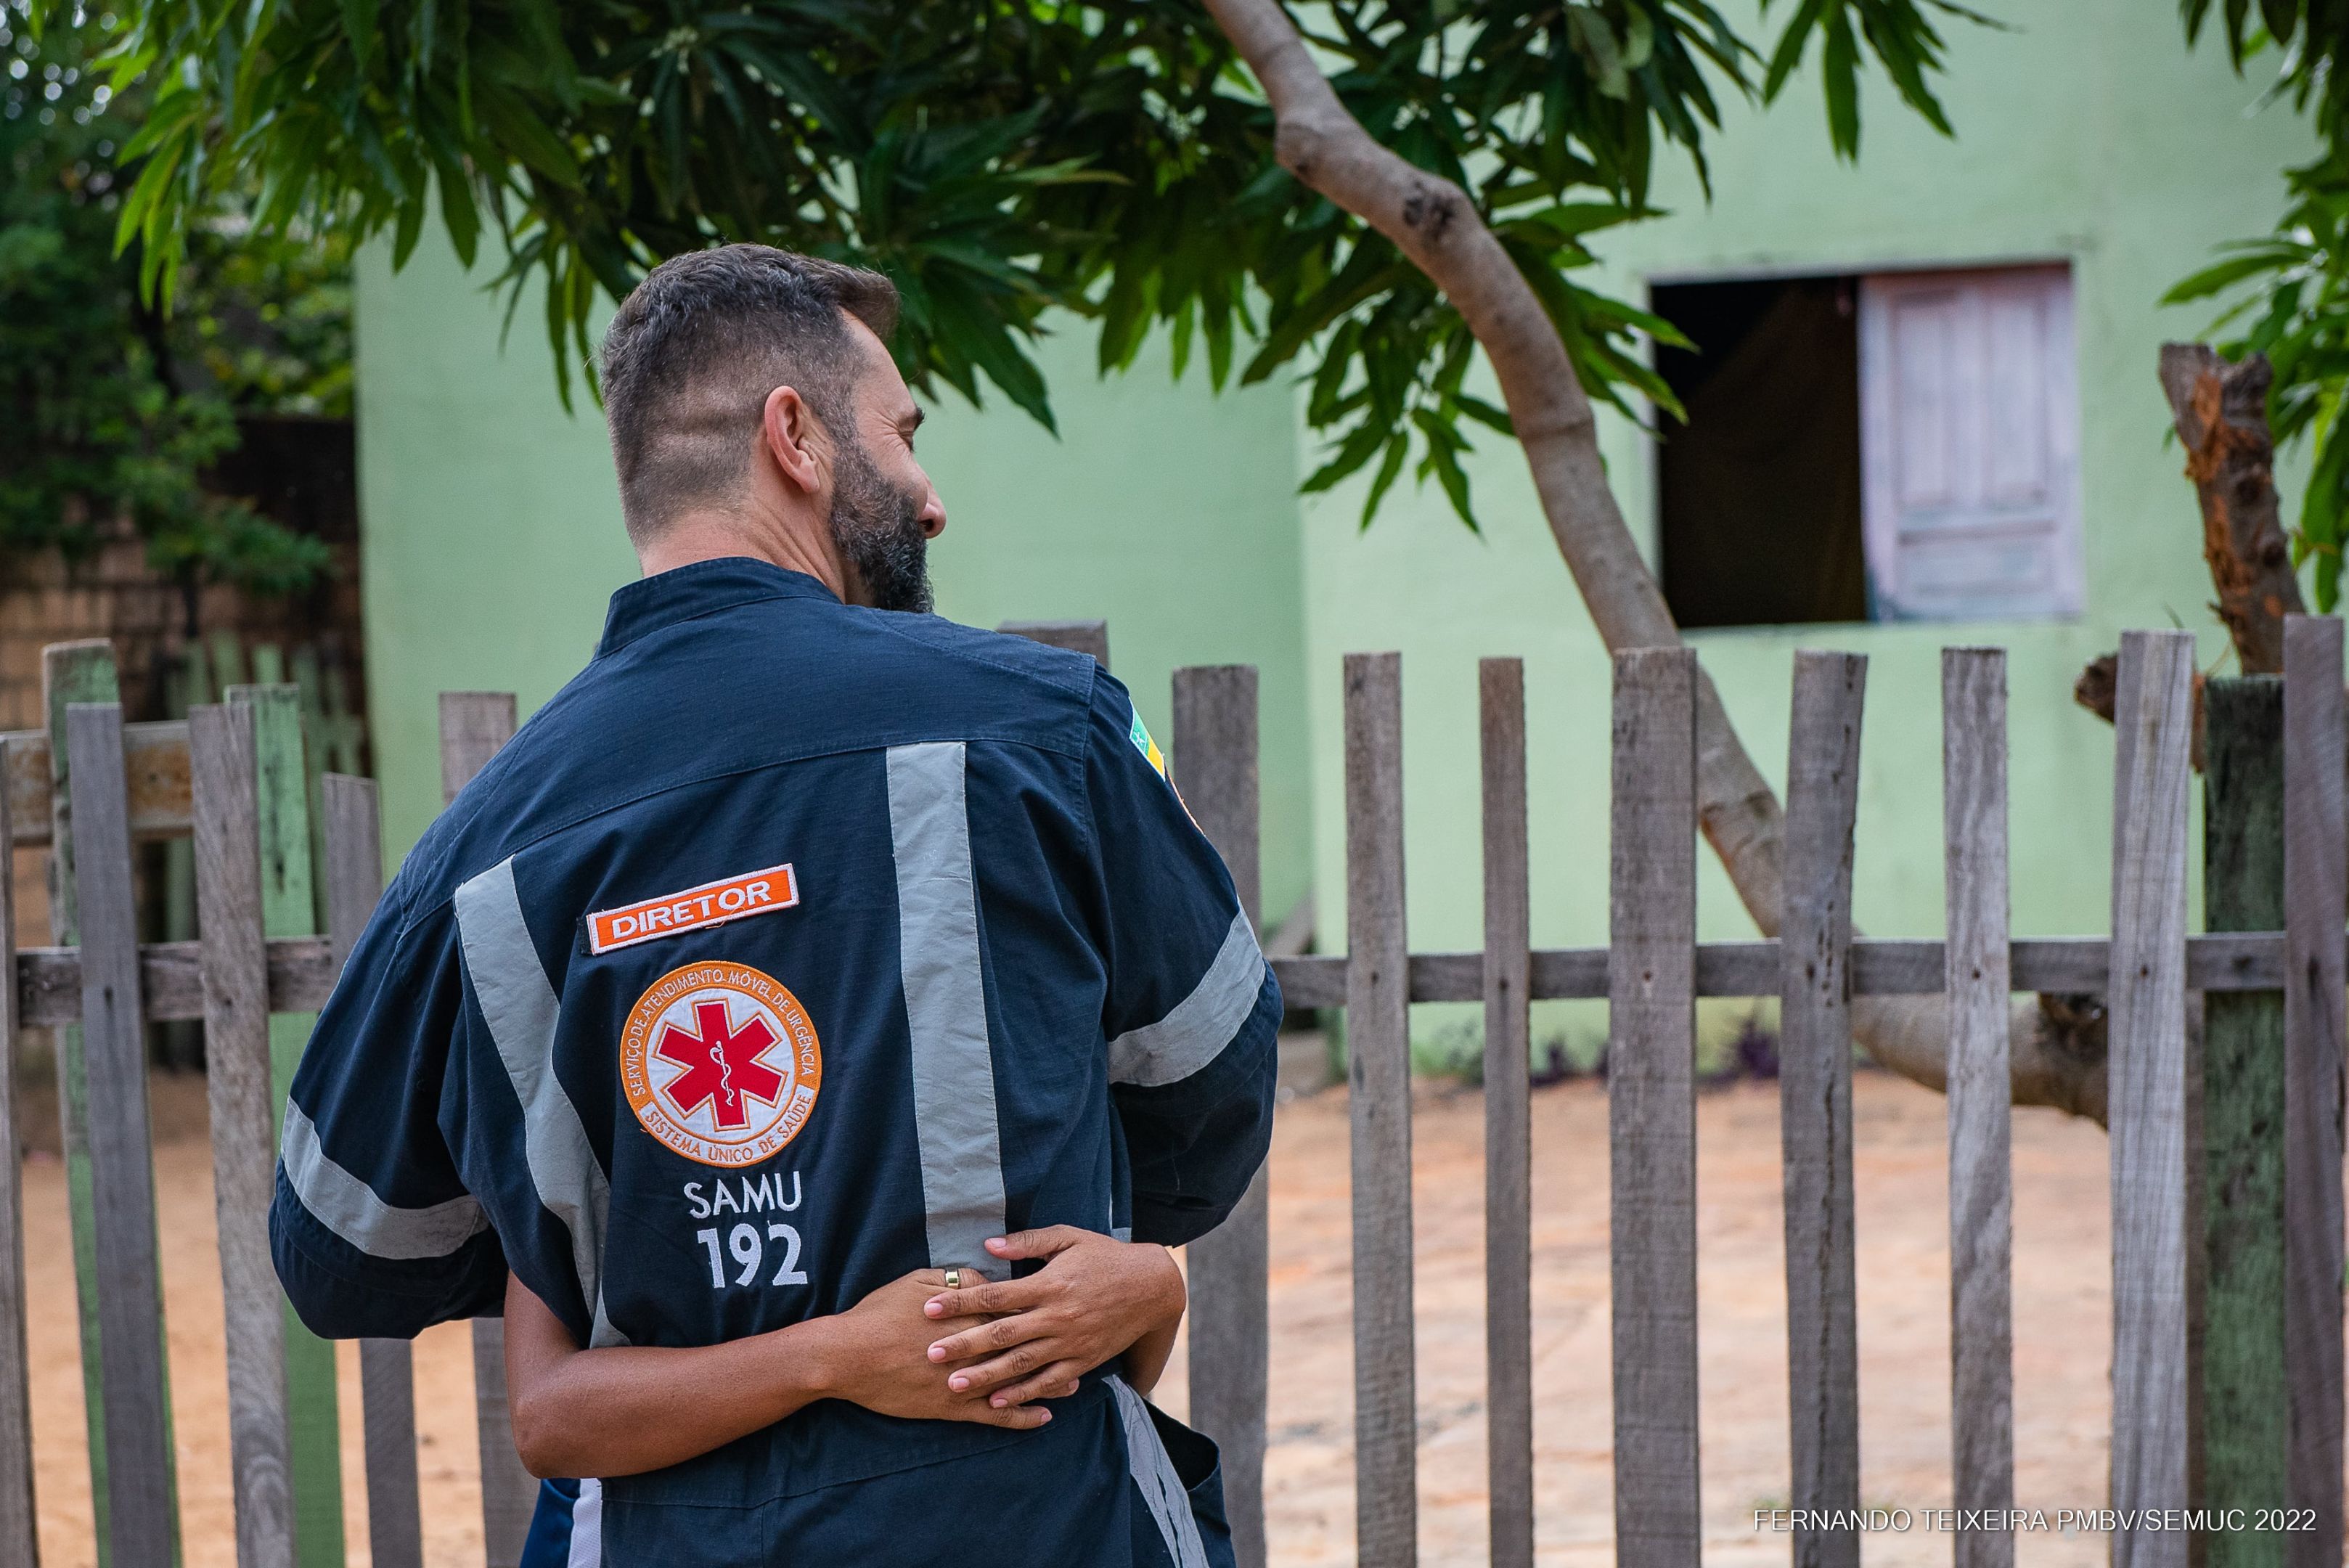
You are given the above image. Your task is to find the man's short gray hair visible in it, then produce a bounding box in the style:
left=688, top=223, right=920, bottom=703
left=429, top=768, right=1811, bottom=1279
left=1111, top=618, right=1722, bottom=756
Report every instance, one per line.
left=600, top=245, right=899, bottom=542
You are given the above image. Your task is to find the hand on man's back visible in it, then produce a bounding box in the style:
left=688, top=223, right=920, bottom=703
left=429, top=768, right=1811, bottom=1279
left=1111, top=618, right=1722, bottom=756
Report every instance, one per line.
left=812, top=1271, right=1055, bottom=1430
left=920, top=1228, right=1187, bottom=1407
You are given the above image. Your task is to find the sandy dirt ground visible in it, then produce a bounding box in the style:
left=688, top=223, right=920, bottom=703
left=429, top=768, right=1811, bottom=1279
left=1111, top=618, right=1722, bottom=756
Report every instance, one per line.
left=20, top=1068, right=2117, bottom=1566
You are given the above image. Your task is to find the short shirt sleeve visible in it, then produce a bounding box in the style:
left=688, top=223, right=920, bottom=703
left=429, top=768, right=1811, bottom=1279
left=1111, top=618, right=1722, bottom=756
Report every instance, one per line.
left=1082, top=673, right=1280, bottom=1244
left=270, top=877, right=507, bottom=1338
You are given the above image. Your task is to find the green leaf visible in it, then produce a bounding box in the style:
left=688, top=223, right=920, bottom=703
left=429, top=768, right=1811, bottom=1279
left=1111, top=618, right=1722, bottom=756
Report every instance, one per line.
left=1413, top=409, right=1478, bottom=530
left=2162, top=249, right=2305, bottom=303
left=1359, top=433, right=1410, bottom=527
left=1452, top=392, right=1516, bottom=436
left=1762, top=0, right=1832, bottom=102
left=433, top=150, right=481, bottom=269
left=343, top=0, right=381, bottom=75
left=1302, top=415, right=1395, bottom=495
left=1517, top=201, right=1649, bottom=239
left=1822, top=9, right=1861, bottom=158
left=1569, top=7, right=1632, bottom=99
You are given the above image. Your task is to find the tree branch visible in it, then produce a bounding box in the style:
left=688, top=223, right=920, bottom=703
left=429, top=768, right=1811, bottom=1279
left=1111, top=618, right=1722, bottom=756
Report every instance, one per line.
left=1205, top=0, right=2107, bottom=1122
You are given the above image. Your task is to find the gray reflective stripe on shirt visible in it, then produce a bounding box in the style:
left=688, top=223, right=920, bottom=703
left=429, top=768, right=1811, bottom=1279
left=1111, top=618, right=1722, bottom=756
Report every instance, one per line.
left=1107, top=907, right=1267, bottom=1088
left=1111, top=1376, right=1209, bottom=1568
left=454, top=856, right=626, bottom=1347
left=886, top=741, right=1010, bottom=1279
left=567, top=1477, right=604, bottom=1568
left=279, top=1101, right=488, bottom=1259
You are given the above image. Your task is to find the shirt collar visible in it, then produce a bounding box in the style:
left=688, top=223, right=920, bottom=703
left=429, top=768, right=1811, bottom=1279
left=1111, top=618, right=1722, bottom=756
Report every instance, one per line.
left=597, top=557, right=841, bottom=656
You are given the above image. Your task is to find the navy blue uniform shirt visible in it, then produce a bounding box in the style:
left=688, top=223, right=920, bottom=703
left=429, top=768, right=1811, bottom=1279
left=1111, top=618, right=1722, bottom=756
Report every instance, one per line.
left=271, top=558, right=1277, bottom=1565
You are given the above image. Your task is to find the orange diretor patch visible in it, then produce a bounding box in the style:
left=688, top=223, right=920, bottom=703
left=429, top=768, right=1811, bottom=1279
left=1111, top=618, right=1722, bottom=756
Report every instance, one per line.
left=588, top=864, right=799, bottom=955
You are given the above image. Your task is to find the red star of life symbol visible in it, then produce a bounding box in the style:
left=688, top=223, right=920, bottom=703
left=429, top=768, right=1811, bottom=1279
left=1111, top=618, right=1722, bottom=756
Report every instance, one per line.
left=654, top=998, right=785, bottom=1132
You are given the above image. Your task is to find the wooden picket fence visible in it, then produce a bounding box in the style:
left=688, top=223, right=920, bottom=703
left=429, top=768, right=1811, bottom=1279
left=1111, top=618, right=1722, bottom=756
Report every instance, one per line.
left=0, top=618, right=2342, bottom=1568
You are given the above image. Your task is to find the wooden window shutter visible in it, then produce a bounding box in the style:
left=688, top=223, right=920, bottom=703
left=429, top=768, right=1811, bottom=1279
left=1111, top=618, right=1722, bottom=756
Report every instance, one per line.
left=1858, top=266, right=2083, bottom=621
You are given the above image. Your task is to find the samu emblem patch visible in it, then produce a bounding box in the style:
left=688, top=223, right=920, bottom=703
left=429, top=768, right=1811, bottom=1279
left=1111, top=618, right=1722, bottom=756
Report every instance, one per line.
left=622, top=962, right=822, bottom=1168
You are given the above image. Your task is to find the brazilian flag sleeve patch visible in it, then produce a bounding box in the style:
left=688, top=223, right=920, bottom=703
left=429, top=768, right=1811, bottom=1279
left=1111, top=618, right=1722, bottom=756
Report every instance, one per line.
left=1129, top=706, right=1169, bottom=781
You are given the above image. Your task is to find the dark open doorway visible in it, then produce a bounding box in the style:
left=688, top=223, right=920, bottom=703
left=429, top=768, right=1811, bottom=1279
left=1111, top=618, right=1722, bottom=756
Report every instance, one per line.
left=1652, top=274, right=1866, bottom=629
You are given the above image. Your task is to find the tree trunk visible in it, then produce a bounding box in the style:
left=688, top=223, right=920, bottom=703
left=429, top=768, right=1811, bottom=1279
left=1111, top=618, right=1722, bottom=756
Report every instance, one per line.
left=2077, top=344, right=2303, bottom=738
left=2165, top=344, right=2303, bottom=672
left=1203, top=0, right=2108, bottom=1122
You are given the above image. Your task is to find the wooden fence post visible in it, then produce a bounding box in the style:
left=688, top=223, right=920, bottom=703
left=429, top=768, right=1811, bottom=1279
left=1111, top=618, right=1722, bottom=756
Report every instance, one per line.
left=1609, top=646, right=1700, bottom=1568
left=45, top=640, right=123, bottom=1561
left=1344, top=652, right=1415, bottom=1568
left=2281, top=614, right=2345, bottom=1568
left=1779, top=650, right=1864, bottom=1568
left=994, top=620, right=1110, bottom=668
left=322, top=775, right=426, bottom=1568
left=228, top=683, right=343, bottom=1568
left=1942, top=648, right=2014, bottom=1568
left=0, top=740, right=37, bottom=1567
left=1172, top=664, right=1270, bottom=1568
left=438, top=692, right=535, bottom=1568
left=2109, top=629, right=2197, bottom=1568
left=1479, top=658, right=1533, bottom=1568
left=192, top=703, right=298, bottom=1568
left=68, top=701, right=178, bottom=1568
left=2200, top=676, right=2289, bottom=1568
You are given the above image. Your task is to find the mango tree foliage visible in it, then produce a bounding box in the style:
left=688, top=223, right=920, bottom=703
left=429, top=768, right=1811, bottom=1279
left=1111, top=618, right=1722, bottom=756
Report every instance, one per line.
left=2167, top=0, right=2349, bottom=608
left=73, top=0, right=1974, bottom=528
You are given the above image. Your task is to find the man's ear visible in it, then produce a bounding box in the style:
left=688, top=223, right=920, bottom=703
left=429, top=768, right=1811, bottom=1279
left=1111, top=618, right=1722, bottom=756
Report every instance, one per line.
left=761, top=385, right=825, bottom=498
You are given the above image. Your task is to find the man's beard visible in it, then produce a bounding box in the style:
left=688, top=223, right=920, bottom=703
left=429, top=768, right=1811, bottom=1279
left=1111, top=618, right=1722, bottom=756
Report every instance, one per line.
left=828, top=436, right=933, bottom=613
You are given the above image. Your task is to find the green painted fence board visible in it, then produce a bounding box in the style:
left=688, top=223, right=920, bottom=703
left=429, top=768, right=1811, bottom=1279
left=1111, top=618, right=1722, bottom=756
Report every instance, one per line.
left=160, top=644, right=213, bottom=1071
left=227, top=685, right=345, bottom=1568
left=44, top=642, right=117, bottom=1567
left=2203, top=677, right=2289, bottom=1568
left=289, top=649, right=331, bottom=933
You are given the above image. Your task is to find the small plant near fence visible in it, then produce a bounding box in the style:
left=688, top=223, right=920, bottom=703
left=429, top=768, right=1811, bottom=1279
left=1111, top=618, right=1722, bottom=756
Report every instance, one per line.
left=0, top=618, right=2342, bottom=1568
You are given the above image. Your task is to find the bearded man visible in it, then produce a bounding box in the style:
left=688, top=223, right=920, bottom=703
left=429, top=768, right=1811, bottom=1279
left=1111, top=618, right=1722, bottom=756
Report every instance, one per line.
left=273, top=245, right=1279, bottom=1567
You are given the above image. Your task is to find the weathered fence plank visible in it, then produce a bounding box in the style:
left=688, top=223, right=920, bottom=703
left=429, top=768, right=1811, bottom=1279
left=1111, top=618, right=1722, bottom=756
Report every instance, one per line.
left=0, top=740, right=38, bottom=1567
left=192, top=704, right=297, bottom=1568
left=1943, top=648, right=2014, bottom=1568
left=1344, top=652, right=1416, bottom=1568
left=321, top=775, right=425, bottom=1568
left=68, top=702, right=178, bottom=1568
left=439, top=693, right=518, bottom=810
left=2281, top=613, right=2346, bottom=1568
left=2109, top=629, right=2197, bottom=1568
left=1779, top=650, right=1863, bottom=1568
left=17, top=939, right=336, bottom=1026
left=229, top=685, right=343, bottom=1568
left=3, top=718, right=192, bottom=847
left=2202, top=677, right=2289, bottom=1568
left=1479, top=658, right=1534, bottom=1568
left=1609, top=647, right=1701, bottom=1568
left=440, top=693, right=535, bottom=1568
left=46, top=642, right=120, bottom=1556
left=356, top=1341, right=420, bottom=1568
left=9, top=928, right=2297, bottom=1025
left=1172, top=664, right=1270, bottom=1568
left=1263, top=932, right=2287, bottom=1009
